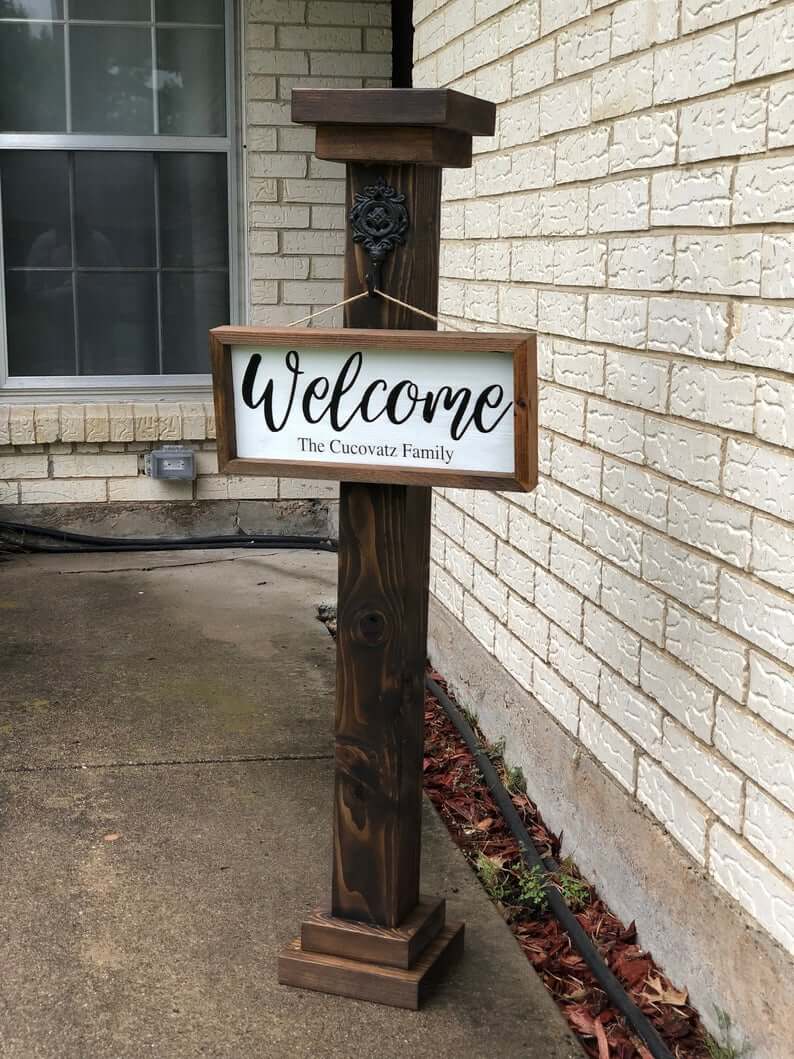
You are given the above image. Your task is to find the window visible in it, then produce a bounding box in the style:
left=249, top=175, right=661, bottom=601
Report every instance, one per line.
left=0, top=0, right=240, bottom=394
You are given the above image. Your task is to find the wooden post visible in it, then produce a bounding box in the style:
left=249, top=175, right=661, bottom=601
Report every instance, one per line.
left=278, top=88, right=496, bottom=1009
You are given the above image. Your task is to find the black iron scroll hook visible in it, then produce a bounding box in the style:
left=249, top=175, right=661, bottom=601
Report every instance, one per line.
left=349, top=177, right=410, bottom=297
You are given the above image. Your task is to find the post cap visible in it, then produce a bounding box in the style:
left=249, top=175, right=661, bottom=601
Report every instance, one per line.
left=291, top=88, right=496, bottom=137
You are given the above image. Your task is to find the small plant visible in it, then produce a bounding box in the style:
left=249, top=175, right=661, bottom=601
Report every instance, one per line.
left=556, top=860, right=591, bottom=911
left=503, top=762, right=525, bottom=794
left=705, top=1009, right=752, bottom=1059
left=483, top=735, right=506, bottom=763
left=515, top=862, right=548, bottom=913
left=475, top=852, right=510, bottom=903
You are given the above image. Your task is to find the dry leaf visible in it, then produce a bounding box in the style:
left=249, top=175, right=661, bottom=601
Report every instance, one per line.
left=642, top=975, right=688, bottom=1007
left=103, top=833, right=121, bottom=842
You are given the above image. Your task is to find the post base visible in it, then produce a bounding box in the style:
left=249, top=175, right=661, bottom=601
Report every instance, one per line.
left=301, top=896, right=446, bottom=968
left=278, top=921, right=464, bottom=1010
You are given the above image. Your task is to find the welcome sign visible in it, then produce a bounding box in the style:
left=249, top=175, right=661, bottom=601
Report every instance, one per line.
left=210, top=327, right=537, bottom=492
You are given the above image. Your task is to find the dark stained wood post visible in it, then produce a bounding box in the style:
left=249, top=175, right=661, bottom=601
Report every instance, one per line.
left=278, top=88, right=496, bottom=1009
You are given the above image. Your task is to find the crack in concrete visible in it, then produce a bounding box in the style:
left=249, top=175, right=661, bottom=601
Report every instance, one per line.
left=0, top=752, right=334, bottom=774
left=47, top=553, right=280, bottom=575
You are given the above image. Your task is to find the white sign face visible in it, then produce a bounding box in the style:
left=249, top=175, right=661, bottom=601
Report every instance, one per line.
left=230, top=343, right=515, bottom=475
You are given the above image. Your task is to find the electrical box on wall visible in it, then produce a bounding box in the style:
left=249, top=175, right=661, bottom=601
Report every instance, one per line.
left=144, top=446, right=196, bottom=480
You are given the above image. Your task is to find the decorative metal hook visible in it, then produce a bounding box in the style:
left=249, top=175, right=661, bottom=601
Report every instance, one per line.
left=349, top=176, right=410, bottom=297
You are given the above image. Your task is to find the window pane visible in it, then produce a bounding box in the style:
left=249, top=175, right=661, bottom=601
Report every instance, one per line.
left=0, top=152, right=70, bottom=268
left=70, top=25, right=153, bottom=134
left=0, top=1, right=63, bottom=18
left=159, top=153, right=227, bottom=268
left=157, top=0, right=224, bottom=23
left=0, top=23, right=65, bottom=132
left=74, top=152, right=155, bottom=267
left=70, top=0, right=149, bottom=19
left=162, top=272, right=227, bottom=373
left=77, top=272, right=157, bottom=375
left=157, top=27, right=225, bottom=136
left=6, top=270, right=75, bottom=376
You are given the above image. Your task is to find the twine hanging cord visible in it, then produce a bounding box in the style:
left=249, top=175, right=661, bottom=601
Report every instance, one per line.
left=287, top=288, right=467, bottom=330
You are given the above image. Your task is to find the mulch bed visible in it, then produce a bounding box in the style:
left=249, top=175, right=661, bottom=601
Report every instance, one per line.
left=423, top=669, right=713, bottom=1059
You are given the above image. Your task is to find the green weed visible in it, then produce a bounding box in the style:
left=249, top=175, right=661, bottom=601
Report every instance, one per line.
left=705, top=1009, right=752, bottom=1059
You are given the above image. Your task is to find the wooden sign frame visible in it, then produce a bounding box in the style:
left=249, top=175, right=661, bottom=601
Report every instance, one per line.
left=210, top=326, right=537, bottom=492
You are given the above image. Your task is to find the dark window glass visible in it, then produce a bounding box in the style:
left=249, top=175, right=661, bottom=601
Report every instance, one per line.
left=159, top=153, right=227, bottom=268
left=70, top=25, right=153, bottom=134
left=156, top=0, right=224, bottom=24
left=77, top=272, right=158, bottom=375
left=74, top=152, right=155, bottom=267
left=162, top=271, right=227, bottom=373
left=0, top=151, right=70, bottom=268
left=0, top=1, right=63, bottom=18
left=0, top=22, right=65, bottom=132
left=6, top=270, right=75, bottom=376
left=157, top=27, right=225, bottom=135
left=70, top=0, right=149, bottom=19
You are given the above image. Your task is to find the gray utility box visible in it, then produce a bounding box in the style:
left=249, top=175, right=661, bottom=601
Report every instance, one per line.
left=144, top=445, right=196, bottom=480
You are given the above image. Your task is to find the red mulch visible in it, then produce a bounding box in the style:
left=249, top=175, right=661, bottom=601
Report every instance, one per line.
left=423, top=669, right=712, bottom=1059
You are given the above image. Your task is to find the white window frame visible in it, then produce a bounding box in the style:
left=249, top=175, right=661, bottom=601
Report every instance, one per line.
left=0, top=0, right=246, bottom=402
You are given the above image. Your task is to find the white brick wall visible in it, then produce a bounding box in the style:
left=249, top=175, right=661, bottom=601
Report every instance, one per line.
left=417, top=0, right=794, bottom=962
left=0, top=1, right=389, bottom=508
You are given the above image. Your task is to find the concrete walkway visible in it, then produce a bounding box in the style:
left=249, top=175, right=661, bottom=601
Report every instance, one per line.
left=0, top=549, right=583, bottom=1059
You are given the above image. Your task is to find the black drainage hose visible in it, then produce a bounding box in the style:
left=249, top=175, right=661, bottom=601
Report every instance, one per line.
left=0, top=520, right=337, bottom=554
left=426, top=674, right=675, bottom=1059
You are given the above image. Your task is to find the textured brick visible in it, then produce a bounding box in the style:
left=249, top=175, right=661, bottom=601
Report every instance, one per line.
left=755, top=376, right=794, bottom=451
left=539, top=79, right=592, bottom=137
left=556, top=13, right=611, bottom=78
left=51, top=453, right=137, bottom=478
left=602, top=565, right=666, bottom=646
left=719, top=570, right=794, bottom=667
left=642, top=647, right=715, bottom=742
left=651, top=168, right=732, bottom=227
left=646, top=417, right=723, bottom=492
left=583, top=503, right=643, bottom=576
left=637, top=758, right=708, bottom=864
left=507, top=594, right=550, bottom=659
left=610, top=111, right=678, bottom=175
left=661, top=717, right=744, bottom=829
left=586, top=398, right=644, bottom=463
left=600, top=668, right=663, bottom=756
left=592, top=55, right=653, bottom=120
left=533, top=659, right=580, bottom=734
left=549, top=625, right=601, bottom=703
left=729, top=300, right=794, bottom=373
left=761, top=234, right=794, bottom=299
left=669, top=363, right=756, bottom=432
left=585, top=604, right=641, bottom=683
left=735, top=156, right=794, bottom=224
left=678, top=88, right=768, bottom=163
left=509, top=506, right=552, bottom=566
left=535, top=568, right=584, bottom=638
left=579, top=701, right=636, bottom=790
left=21, top=479, right=108, bottom=504
left=552, top=435, right=603, bottom=498
left=552, top=533, right=602, bottom=602
left=513, top=39, right=556, bottom=96
left=723, top=439, right=794, bottom=521
left=587, top=294, right=648, bottom=350
left=666, top=605, right=747, bottom=700
left=612, top=0, right=679, bottom=56
left=494, top=625, right=534, bottom=691
left=643, top=532, right=720, bottom=619
left=744, top=785, right=794, bottom=885
left=551, top=340, right=605, bottom=394
left=737, top=3, right=794, bottom=80
left=668, top=484, right=752, bottom=566
left=716, top=697, right=794, bottom=812
left=675, top=235, right=762, bottom=297
left=654, top=28, right=736, bottom=104
left=556, top=128, right=610, bottom=184
left=769, top=75, right=794, bottom=148
left=541, top=0, right=588, bottom=35
left=751, top=513, right=794, bottom=594
left=608, top=237, right=674, bottom=292
left=648, top=297, right=729, bottom=362
left=602, top=460, right=668, bottom=531
left=604, top=349, right=668, bottom=410
left=710, top=824, right=794, bottom=953
left=589, top=178, right=649, bottom=234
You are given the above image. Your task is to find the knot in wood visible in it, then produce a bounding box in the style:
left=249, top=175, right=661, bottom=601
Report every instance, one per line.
left=355, top=608, right=388, bottom=646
